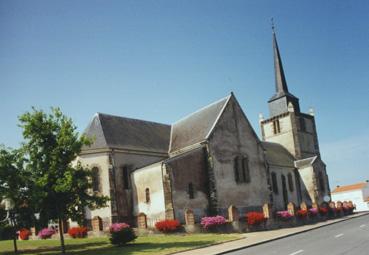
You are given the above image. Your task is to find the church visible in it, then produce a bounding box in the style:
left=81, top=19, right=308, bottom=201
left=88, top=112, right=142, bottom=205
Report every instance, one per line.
left=78, top=31, right=331, bottom=229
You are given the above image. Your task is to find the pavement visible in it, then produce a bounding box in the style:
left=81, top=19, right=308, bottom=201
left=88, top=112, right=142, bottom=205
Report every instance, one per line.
left=173, top=212, right=369, bottom=255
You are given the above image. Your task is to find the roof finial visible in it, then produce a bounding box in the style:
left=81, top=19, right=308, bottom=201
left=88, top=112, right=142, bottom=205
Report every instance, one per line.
left=271, top=18, right=275, bottom=33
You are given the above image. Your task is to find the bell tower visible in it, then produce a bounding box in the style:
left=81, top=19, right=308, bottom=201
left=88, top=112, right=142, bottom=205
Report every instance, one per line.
left=260, top=27, right=320, bottom=160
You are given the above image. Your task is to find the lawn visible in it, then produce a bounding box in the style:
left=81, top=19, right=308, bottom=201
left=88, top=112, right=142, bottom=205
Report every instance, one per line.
left=0, top=234, right=242, bottom=255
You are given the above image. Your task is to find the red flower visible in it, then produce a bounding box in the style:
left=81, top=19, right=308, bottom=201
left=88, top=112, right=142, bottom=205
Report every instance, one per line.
left=246, top=212, right=266, bottom=225
left=19, top=228, right=31, bottom=240
left=296, top=209, right=308, bottom=218
left=155, top=220, right=181, bottom=233
left=68, top=226, right=88, bottom=238
left=319, top=207, right=328, bottom=215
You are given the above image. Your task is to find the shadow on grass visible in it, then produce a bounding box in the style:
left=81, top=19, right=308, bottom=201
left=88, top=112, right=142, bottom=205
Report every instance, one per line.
left=1, top=240, right=216, bottom=255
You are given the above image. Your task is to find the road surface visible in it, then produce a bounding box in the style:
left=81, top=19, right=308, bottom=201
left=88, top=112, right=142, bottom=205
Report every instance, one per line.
left=227, top=214, right=369, bottom=255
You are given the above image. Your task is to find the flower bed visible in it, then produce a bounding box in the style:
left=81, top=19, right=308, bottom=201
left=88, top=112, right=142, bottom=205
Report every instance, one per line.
left=38, top=228, right=55, bottom=239
left=308, top=208, right=318, bottom=217
left=155, top=219, right=181, bottom=233
left=200, top=216, right=226, bottom=230
left=276, top=211, right=293, bottom=221
left=296, top=209, right=308, bottom=219
left=319, top=207, right=328, bottom=216
left=246, top=212, right=266, bottom=226
left=19, top=228, right=31, bottom=240
left=68, top=226, right=88, bottom=238
left=109, top=223, right=136, bottom=246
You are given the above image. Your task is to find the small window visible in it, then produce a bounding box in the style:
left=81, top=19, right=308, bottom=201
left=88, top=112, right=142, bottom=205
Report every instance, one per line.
left=188, top=183, right=194, bottom=199
left=122, top=166, right=130, bottom=189
left=92, top=167, right=101, bottom=193
left=234, top=156, right=251, bottom=183
left=273, top=119, right=281, bottom=134
left=271, top=172, right=278, bottom=194
left=145, top=188, right=150, bottom=203
left=288, top=173, right=294, bottom=192
left=318, top=172, right=325, bottom=192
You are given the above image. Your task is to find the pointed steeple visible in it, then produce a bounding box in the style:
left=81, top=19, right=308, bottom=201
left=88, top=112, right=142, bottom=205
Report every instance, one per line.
left=267, top=22, right=300, bottom=117
left=272, top=27, right=289, bottom=95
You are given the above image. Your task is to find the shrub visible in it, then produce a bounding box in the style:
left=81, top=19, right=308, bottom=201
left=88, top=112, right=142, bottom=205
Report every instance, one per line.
left=38, top=228, right=55, bottom=239
left=296, top=209, right=308, bottom=218
left=109, top=223, right=136, bottom=246
left=308, top=208, right=318, bottom=217
left=246, top=212, right=266, bottom=225
left=68, top=226, right=88, bottom=238
left=155, top=219, right=181, bottom=233
left=276, top=211, right=293, bottom=221
left=19, top=228, right=31, bottom=240
left=200, top=216, right=226, bottom=229
left=319, top=207, right=328, bottom=216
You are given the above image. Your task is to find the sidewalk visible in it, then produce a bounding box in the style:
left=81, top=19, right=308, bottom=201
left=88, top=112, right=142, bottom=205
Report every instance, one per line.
left=173, top=212, right=369, bottom=255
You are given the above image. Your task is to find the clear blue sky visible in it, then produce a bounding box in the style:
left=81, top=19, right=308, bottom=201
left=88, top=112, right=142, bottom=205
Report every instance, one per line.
left=1, top=0, right=368, bottom=188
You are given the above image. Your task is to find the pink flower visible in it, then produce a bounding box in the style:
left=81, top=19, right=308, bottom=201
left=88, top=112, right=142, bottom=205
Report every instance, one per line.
left=110, top=223, right=130, bottom=233
left=200, top=216, right=226, bottom=229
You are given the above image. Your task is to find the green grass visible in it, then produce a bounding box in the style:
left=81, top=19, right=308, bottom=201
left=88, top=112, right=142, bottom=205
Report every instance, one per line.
left=0, top=234, right=242, bottom=255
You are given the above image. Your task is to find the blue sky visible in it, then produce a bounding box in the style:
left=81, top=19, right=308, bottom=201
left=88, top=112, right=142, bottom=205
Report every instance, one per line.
left=1, top=0, right=368, bottom=187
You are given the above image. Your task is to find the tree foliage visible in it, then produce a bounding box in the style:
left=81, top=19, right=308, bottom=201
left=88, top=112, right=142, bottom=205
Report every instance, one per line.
left=18, top=107, right=109, bottom=225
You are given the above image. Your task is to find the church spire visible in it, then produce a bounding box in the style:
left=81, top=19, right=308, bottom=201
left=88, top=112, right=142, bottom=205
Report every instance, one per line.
left=272, top=22, right=289, bottom=95
left=267, top=21, right=300, bottom=117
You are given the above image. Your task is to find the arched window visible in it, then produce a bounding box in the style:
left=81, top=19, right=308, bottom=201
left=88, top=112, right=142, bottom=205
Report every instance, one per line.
left=234, top=156, right=251, bottom=183
left=319, top=172, right=325, bottom=192
left=145, top=188, right=150, bottom=203
left=271, top=172, right=278, bottom=194
left=91, top=167, right=101, bottom=193
left=122, top=166, right=130, bottom=190
left=288, top=173, right=294, bottom=192
left=188, top=183, right=194, bottom=199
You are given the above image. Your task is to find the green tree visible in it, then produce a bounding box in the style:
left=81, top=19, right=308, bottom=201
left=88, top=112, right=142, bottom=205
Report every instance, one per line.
left=19, top=107, right=108, bottom=254
left=0, top=147, right=31, bottom=252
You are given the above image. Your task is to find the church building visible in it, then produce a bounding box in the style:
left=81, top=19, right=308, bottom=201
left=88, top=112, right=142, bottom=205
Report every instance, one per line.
left=78, top=30, right=331, bottom=229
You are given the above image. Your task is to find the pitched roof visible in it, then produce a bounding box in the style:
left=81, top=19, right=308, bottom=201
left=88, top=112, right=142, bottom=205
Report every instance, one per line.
left=83, top=113, right=171, bottom=153
left=262, top=142, right=295, bottom=167
left=331, top=182, right=368, bottom=194
left=169, top=95, right=231, bottom=153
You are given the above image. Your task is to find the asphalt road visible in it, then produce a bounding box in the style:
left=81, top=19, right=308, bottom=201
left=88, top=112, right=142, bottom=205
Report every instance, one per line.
left=227, top=214, right=369, bottom=255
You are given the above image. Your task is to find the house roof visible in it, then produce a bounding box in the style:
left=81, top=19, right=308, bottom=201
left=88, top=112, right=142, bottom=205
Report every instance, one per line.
left=331, top=182, right=368, bottom=194
left=262, top=141, right=295, bottom=167
left=169, top=95, right=231, bottom=153
left=83, top=113, right=171, bottom=153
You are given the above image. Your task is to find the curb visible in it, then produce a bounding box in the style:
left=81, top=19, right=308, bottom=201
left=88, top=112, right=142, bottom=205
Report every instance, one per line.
left=216, top=212, right=369, bottom=255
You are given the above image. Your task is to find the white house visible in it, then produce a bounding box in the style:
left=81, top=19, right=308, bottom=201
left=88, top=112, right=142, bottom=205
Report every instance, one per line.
left=331, top=181, right=369, bottom=212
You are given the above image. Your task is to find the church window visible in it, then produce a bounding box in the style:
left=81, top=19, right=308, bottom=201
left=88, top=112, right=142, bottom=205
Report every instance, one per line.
left=273, top=119, right=281, bottom=134
left=92, top=167, right=102, bottom=193
left=318, top=172, right=325, bottom=192
left=122, top=166, right=130, bottom=189
left=145, top=188, right=150, bottom=203
left=271, top=172, right=278, bottom=194
left=188, top=183, right=195, bottom=199
left=288, top=173, right=294, bottom=192
left=234, top=156, right=251, bottom=184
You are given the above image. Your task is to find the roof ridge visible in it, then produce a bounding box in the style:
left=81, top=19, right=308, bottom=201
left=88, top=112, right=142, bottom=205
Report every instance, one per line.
left=97, top=112, right=170, bottom=127
left=172, top=94, right=231, bottom=126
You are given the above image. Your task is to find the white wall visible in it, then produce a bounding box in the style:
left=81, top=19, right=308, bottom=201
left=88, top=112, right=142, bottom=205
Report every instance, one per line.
left=332, top=190, right=369, bottom=212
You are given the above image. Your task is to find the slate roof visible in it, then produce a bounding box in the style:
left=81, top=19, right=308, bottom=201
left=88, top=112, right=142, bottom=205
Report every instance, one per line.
left=261, top=141, right=295, bottom=167
left=331, top=182, right=368, bottom=194
left=169, top=95, right=231, bottom=153
left=83, top=113, right=171, bottom=153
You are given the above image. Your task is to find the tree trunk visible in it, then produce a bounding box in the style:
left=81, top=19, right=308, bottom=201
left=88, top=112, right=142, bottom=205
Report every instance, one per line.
left=58, top=217, right=66, bottom=254
left=11, top=215, right=17, bottom=253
